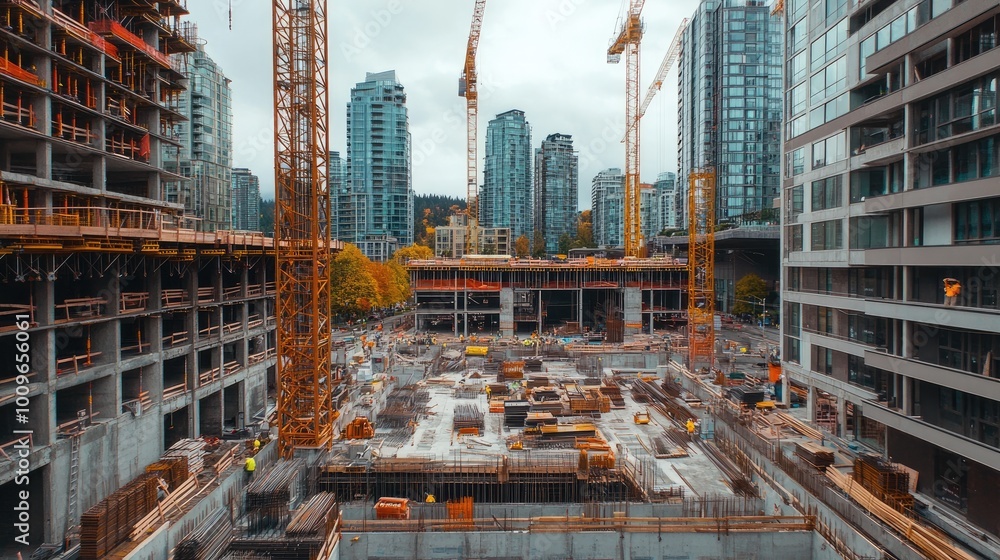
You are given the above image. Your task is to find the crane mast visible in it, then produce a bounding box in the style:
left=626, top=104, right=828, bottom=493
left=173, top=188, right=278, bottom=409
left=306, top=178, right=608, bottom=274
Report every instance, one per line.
left=688, top=170, right=716, bottom=371
left=460, top=0, right=487, bottom=255
left=272, top=0, right=334, bottom=458
left=607, top=0, right=645, bottom=257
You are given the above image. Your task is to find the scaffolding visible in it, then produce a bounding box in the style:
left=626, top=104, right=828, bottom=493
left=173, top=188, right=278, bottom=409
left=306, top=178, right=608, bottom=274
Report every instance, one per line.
left=687, top=170, right=716, bottom=370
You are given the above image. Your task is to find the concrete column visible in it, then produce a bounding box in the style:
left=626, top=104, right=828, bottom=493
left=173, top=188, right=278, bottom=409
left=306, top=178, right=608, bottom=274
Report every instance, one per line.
left=537, top=290, right=543, bottom=334
left=805, top=383, right=814, bottom=422
left=499, top=288, right=513, bottom=338
left=901, top=376, right=912, bottom=416
left=837, top=397, right=848, bottom=438
left=623, top=287, right=642, bottom=337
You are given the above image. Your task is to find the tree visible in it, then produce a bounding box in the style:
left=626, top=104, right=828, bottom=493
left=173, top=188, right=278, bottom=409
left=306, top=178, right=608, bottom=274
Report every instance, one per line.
left=531, top=232, right=546, bottom=258
left=259, top=199, right=274, bottom=235
left=575, top=210, right=593, bottom=248
left=392, top=244, right=433, bottom=263
left=733, top=273, right=769, bottom=316
left=514, top=235, right=530, bottom=257
left=557, top=233, right=573, bottom=255
left=330, top=244, right=379, bottom=317
left=384, top=260, right=411, bottom=303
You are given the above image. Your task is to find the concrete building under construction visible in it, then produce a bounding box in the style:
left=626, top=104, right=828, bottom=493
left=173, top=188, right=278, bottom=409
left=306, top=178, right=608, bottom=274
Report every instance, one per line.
left=407, top=256, right=688, bottom=339
left=0, top=0, right=277, bottom=553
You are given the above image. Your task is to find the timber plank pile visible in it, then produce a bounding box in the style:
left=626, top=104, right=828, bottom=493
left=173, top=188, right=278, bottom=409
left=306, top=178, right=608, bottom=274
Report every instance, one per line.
left=827, top=467, right=975, bottom=560
left=794, top=441, right=834, bottom=470
left=163, top=438, right=206, bottom=475
left=852, top=455, right=914, bottom=513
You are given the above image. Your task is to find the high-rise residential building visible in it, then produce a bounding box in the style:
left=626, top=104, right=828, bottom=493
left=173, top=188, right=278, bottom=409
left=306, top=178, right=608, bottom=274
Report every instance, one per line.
left=482, top=110, right=533, bottom=240
left=640, top=184, right=657, bottom=242
left=329, top=151, right=348, bottom=241
left=346, top=71, right=412, bottom=260
left=592, top=168, right=625, bottom=248
left=780, top=0, right=1000, bottom=536
left=164, top=42, right=233, bottom=232
left=678, top=0, right=782, bottom=226
left=534, top=133, right=579, bottom=253
left=231, top=168, right=260, bottom=231
left=654, top=172, right=680, bottom=232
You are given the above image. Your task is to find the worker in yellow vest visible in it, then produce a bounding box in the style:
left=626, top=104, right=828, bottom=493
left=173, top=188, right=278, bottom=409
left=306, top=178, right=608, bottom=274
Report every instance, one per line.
left=686, top=419, right=696, bottom=437
left=253, top=438, right=261, bottom=453
left=244, top=456, right=256, bottom=484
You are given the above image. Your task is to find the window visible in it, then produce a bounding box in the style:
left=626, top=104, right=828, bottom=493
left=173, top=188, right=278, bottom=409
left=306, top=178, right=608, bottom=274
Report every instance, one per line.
left=954, top=197, right=1000, bottom=244
left=812, top=132, right=846, bottom=169
left=810, top=57, right=847, bottom=104
left=814, top=346, right=834, bottom=376
left=787, top=224, right=803, bottom=252
left=811, top=19, right=848, bottom=72
left=916, top=74, right=999, bottom=145
left=850, top=216, right=891, bottom=249
left=786, top=147, right=805, bottom=176
left=791, top=185, right=803, bottom=217
left=811, top=219, right=843, bottom=250
left=811, top=176, right=843, bottom=211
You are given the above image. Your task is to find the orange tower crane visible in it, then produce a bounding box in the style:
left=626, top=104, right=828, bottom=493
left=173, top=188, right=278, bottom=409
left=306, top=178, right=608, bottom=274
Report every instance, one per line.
left=272, top=0, right=335, bottom=458
left=459, top=0, right=487, bottom=255
left=607, top=0, right=645, bottom=257
left=687, top=170, right=716, bottom=371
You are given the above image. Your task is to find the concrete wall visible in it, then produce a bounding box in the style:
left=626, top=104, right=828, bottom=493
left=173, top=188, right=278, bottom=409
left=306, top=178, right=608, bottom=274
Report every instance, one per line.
left=335, top=530, right=816, bottom=560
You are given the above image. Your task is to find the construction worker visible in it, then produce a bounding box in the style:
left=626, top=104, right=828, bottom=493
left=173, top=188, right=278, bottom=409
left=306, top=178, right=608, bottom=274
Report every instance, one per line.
left=253, top=437, right=261, bottom=453
left=425, top=492, right=436, bottom=503
left=686, top=419, right=696, bottom=437
left=944, top=277, right=961, bottom=306
left=485, top=385, right=492, bottom=398
left=244, top=456, right=256, bottom=484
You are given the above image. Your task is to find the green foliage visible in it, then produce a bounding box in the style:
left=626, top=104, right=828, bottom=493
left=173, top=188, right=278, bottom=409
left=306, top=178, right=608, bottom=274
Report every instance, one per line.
left=259, top=199, right=274, bottom=235
left=531, top=232, right=546, bottom=258
left=557, top=233, right=573, bottom=255
left=733, top=273, right=769, bottom=316
left=414, top=194, right=466, bottom=246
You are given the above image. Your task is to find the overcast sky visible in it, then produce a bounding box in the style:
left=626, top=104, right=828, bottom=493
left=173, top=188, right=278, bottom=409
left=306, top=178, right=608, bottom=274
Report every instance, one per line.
left=187, top=0, right=699, bottom=209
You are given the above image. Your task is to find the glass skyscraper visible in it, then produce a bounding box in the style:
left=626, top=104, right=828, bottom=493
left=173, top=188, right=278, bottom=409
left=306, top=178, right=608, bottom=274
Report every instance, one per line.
left=678, top=0, right=782, bottom=225
left=653, top=171, right=680, bottom=232
left=534, top=133, right=579, bottom=253
left=482, top=110, right=533, bottom=241
left=346, top=71, right=413, bottom=260
left=231, top=168, right=260, bottom=231
left=591, top=168, right=624, bottom=248
left=164, top=43, right=233, bottom=232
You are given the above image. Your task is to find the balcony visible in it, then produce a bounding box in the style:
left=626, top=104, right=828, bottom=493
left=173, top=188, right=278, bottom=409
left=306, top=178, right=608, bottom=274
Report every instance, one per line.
left=862, top=399, right=1000, bottom=470
left=864, top=298, right=1000, bottom=334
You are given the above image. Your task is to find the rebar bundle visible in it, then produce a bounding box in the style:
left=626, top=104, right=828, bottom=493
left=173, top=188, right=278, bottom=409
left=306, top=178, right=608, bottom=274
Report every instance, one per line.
left=285, top=492, right=338, bottom=538
left=246, top=459, right=304, bottom=533
left=145, top=457, right=188, bottom=490
left=453, top=404, right=485, bottom=431
left=175, top=509, right=232, bottom=560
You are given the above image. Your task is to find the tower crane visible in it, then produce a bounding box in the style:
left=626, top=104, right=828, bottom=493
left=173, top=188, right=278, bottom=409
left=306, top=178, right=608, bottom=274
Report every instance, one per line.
left=607, top=0, right=645, bottom=257
left=272, top=0, right=335, bottom=458
left=622, top=18, right=689, bottom=139
left=459, top=0, right=487, bottom=256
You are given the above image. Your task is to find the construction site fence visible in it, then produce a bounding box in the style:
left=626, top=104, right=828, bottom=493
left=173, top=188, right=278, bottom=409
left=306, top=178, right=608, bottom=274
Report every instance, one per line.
left=713, top=423, right=889, bottom=560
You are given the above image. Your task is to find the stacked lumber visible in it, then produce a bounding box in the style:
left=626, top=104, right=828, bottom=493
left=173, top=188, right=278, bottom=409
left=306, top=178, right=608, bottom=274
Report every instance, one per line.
left=175, top=508, right=232, bottom=560
left=525, top=375, right=550, bottom=388
left=130, top=476, right=199, bottom=541
left=144, top=457, right=189, bottom=489
left=80, top=474, right=158, bottom=559
left=795, top=441, right=834, bottom=470
left=776, top=412, right=823, bottom=440
left=826, top=467, right=975, bottom=560
left=599, top=381, right=625, bottom=408
left=164, top=438, right=206, bottom=475
left=853, top=455, right=914, bottom=513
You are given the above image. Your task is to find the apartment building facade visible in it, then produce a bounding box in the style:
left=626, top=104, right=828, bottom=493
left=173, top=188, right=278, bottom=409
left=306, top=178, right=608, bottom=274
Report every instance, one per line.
left=780, top=0, right=1000, bottom=535
left=482, top=109, right=533, bottom=241
left=534, top=133, right=579, bottom=253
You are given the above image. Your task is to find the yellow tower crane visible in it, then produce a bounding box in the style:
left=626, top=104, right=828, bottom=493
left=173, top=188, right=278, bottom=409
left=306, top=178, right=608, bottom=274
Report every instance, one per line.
left=459, top=0, right=488, bottom=256
left=607, top=0, right=645, bottom=257
left=272, top=0, right=335, bottom=458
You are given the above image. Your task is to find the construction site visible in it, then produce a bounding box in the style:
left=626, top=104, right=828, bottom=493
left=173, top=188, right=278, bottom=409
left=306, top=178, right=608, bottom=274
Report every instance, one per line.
left=1, top=0, right=999, bottom=559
